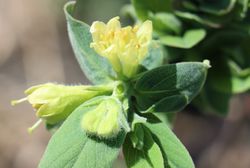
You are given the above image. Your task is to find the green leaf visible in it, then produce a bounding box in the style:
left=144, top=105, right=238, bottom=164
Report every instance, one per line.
left=135, top=61, right=209, bottom=112
left=145, top=94, right=188, bottom=113
left=148, top=12, right=182, bottom=35
left=215, top=60, right=250, bottom=95
left=64, top=2, right=114, bottom=84
left=228, top=60, right=250, bottom=93
left=144, top=118, right=195, bottom=168
left=197, top=29, right=250, bottom=95
left=45, top=122, right=63, bottom=134
left=198, top=0, right=237, bottom=16
left=121, top=4, right=138, bottom=21
left=73, top=0, right=86, bottom=20
left=129, top=124, right=144, bottom=150
left=132, top=0, right=180, bottom=35
left=175, top=11, right=222, bottom=28
left=201, top=84, right=231, bottom=116
left=132, top=0, right=173, bottom=21
left=123, top=125, right=164, bottom=168
left=160, top=29, right=206, bottom=49
left=153, top=112, right=176, bottom=128
left=231, top=75, right=250, bottom=93
left=39, top=97, right=126, bottom=168
left=203, top=57, right=250, bottom=95
left=141, top=41, right=165, bottom=70
left=237, top=0, right=250, bottom=18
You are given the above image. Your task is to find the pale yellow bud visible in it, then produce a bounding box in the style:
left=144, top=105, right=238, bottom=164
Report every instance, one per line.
left=11, top=83, right=114, bottom=132
left=90, top=17, right=152, bottom=78
left=81, top=97, right=122, bottom=138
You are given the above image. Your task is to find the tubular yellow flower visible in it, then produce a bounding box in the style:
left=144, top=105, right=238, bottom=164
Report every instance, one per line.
left=12, top=83, right=113, bottom=132
left=90, top=17, right=152, bottom=78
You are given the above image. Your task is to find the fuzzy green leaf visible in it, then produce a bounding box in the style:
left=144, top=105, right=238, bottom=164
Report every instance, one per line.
left=135, top=61, right=209, bottom=112
left=144, top=119, right=194, bottom=168
left=64, top=2, right=115, bottom=84
left=145, top=94, right=188, bottom=113
left=39, top=97, right=126, bottom=168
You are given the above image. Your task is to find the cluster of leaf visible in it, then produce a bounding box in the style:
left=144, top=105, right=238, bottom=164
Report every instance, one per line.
left=38, top=1, right=210, bottom=168
left=127, top=0, right=250, bottom=115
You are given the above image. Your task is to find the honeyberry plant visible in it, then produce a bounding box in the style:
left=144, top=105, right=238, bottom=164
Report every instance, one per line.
left=12, top=1, right=210, bottom=168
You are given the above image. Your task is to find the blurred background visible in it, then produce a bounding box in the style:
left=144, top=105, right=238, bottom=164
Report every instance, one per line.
left=0, top=0, right=250, bottom=168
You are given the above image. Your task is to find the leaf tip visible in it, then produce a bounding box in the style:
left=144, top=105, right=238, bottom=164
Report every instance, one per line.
left=203, top=59, right=211, bottom=69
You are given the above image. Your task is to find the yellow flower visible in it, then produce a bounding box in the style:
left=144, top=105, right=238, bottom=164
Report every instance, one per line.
left=81, top=97, right=122, bottom=138
left=90, top=17, right=152, bottom=78
left=12, top=83, right=113, bottom=132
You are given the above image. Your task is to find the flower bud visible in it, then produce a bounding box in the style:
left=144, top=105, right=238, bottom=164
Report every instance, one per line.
left=81, top=97, right=124, bottom=138
left=12, top=83, right=113, bottom=128
left=90, top=17, right=152, bottom=79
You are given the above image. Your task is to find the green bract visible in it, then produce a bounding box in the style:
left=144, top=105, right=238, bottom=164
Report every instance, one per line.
left=12, top=1, right=211, bottom=168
